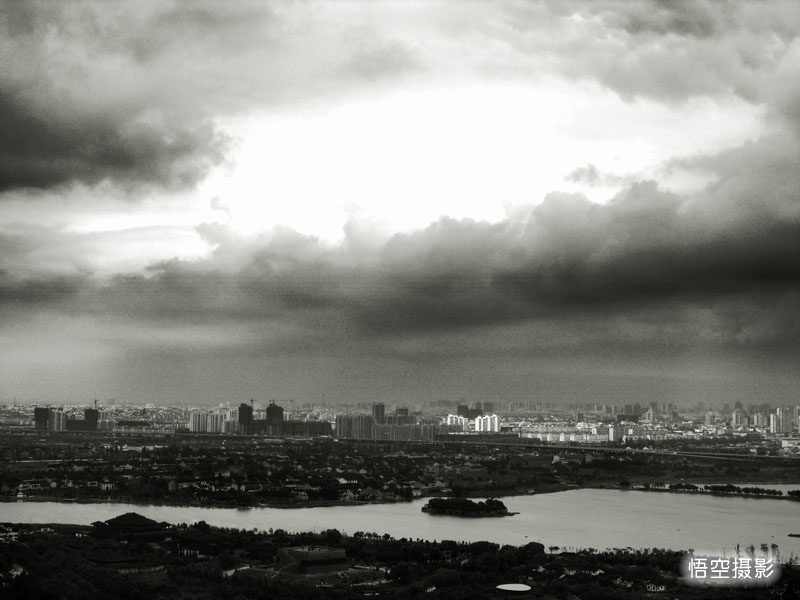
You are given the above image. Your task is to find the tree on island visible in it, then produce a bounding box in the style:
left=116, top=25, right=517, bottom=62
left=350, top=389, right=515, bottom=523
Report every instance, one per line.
left=424, top=497, right=508, bottom=514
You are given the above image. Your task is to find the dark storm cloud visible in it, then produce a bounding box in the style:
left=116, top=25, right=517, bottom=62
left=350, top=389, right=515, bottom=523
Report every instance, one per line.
left=0, top=227, right=87, bottom=309
left=0, top=2, right=254, bottom=191
left=1, top=0, right=799, bottom=357
left=0, top=273, right=83, bottom=306
left=0, top=1, right=422, bottom=193
left=0, top=88, right=227, bottom=191
left=348, top=184, right=799, bottom=337
left=23, top=139, right=795, bottom=355
left=3, top=0, right=797, bottom=194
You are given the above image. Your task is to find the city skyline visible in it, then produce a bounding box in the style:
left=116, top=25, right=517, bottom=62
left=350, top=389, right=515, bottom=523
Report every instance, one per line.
left=1, top=1, right=799, bottom=406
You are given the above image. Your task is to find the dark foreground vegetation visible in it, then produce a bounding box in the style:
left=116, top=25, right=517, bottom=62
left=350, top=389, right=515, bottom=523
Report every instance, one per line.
left=1, top=518, right=799, bottom=599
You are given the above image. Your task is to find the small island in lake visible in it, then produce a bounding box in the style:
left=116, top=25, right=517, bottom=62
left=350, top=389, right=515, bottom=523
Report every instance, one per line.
left=422, top=497, right=516, bottom=517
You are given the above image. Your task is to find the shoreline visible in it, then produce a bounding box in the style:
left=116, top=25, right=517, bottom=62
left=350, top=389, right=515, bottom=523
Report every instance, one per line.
left=632, top=486, right=800, bottom=501
left=4, top=481, right=796, bottom=511
left=1, top=485, right=569, bottom=509
left=0, top=495, right=397, bottom=510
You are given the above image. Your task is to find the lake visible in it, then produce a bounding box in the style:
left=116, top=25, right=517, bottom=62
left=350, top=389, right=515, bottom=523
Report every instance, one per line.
left=2, top=489, right=798, bottom=558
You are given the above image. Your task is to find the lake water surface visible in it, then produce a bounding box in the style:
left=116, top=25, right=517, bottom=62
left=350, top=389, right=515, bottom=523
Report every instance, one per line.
left=2, top=489, right=798, bottom=557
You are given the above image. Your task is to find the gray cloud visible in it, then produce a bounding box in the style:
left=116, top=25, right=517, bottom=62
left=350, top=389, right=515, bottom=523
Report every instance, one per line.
left=6, top=135, right=797, bottom=356
left=341, top=36, right=420, bottom=81
left=495, top=0, right=800, bottom=102
left=3, top=1, right=800, bottom=404
left=2, top=162, right=798, bottom=405
left=0, top=2, right=421, bottom=193
left=576, top=0, right=725, bottom=39
left=565, top=164, right=628, bottom=187
left=0, top=2, right=255, bottom=191
left=0, top=272, right=83, bottom=306
left=0, top=88, right=227, bottom=192
left=3, top=0, right=798, bottom=194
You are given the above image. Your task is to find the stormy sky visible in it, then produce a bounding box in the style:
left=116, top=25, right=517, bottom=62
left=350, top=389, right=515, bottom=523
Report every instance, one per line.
left=1, top=1, right=799, bottom=407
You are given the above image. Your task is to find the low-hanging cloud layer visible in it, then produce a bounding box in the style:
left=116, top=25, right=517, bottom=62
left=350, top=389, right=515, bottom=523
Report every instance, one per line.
left=1, top=0, right=799, bottom=405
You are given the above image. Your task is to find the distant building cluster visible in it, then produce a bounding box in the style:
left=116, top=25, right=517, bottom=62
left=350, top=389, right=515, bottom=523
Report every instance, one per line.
left=517, top=400, right=800, bottom=446
left=15, top=396, right=800, bottom=453
left=188, top=401, right=332, bottom=437
left=333, top=403, right=499, bottom=441
left=444, top=413, right=499, bottom=432
left=33, top=407, right=102, bottom=432
left=706, top=403, right=799, bottom=434
left=334, top=414, right=461, bottom=441
left=188, top=406, right=240, bottom=434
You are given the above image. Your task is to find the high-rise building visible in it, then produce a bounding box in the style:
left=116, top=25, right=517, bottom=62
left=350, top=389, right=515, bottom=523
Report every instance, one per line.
left=776, top=407, right=793, bottom=434
left=189, top=411, right=209, bottom=432
left=267, top=401, right=284, bottom=434
left=34, top=407, right=49, bottom=431
left=208, top=412, right=225, bottom=433
left=386, top=406, right=414, bottom=426
left=64, top=406, right=100, bottom=432
left=47, top=408, right=66, bottom=432
left=267, top=401, right=284, bottom=426
left=446, top=414, right=468, bottom=431
left=372, top=403, right=385, bottom=425
left=335, top=415, right=374, bottom=439
left=474, top=414, right=499, bottom=432
left=84, top=408, right=99, bottom=430
left=238, top=403, right=254, bottom=435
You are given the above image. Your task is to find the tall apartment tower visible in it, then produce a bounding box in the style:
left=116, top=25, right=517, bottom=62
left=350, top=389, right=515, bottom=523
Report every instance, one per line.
left=335, top=415, right=374, bottom=439
left=47, top=408, right=66, bottom=432
left=238, top=403, right=254, bottom=435
left=372, top=403, right=385, bottom=425
left=776, top=407, right=794, bottom=434
left=84, top=408, right=99, bottom=431
left=267, top=401, right=284, bottom=435
left=34, top=407, right=49, bottom=431
left=189, top=410, right=209, bottom=432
